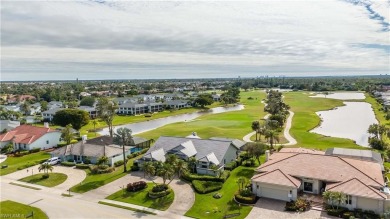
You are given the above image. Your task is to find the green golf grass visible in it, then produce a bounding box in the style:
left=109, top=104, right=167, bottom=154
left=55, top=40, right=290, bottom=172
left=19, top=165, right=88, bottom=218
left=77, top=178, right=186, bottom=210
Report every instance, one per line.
left=19, top=173, right=67, bottom=187
left=106, top=183, right=174, bottom=211
left=0, top=200, right=48, bottom=219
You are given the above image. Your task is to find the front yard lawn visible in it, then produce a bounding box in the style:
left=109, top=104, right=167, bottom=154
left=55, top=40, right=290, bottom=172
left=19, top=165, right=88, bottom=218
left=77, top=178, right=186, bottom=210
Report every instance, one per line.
left=19, top=173, right=67, bottom=187
left=106, top=182, right=174, bottom=211
left=0, top=200, right=48, bottom=219
left=0, top=152, right=50, bottom=176
left=185, top=166, right=256, bottom=219
left=70, top=154, right=142, bottom=193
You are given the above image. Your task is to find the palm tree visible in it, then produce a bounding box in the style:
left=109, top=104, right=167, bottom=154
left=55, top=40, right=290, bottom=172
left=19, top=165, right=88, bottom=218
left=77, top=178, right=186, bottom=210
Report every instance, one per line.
left=165, top=154, right=178, bottom=166
left=20, top=102, right=31, bottom=116
left=175, top=159, right=188, bottom=178
left=251, top=121, right=260, bottom=141
left=265, top=129, right=280, bottom=150
left=91, top=119, right=99, bottom=136
left=97, top=156, right=108, bottom=167
left=236, top=177, right=246, bottom=191
left=143, top=162, right=156, bottom=184
left=157, top=163, right=175, bottom=185
left=114, top=127, right=133, bottom=172
left=188, top=157, right=197, bottom=173
left=38, top=163, right=53, bottom=177
left=333, top=191, right=346, bottom=210
left=322, top=191, right=334, bottom=209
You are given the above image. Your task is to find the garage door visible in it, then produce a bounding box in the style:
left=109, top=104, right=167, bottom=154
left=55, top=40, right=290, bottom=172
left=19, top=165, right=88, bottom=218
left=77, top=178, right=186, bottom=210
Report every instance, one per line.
left=260, top=186, right=289, bottom=201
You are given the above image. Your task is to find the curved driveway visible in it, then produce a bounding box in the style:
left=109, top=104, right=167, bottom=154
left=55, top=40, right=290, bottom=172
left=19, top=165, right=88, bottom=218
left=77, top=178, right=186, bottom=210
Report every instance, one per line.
left=3, top=164, right=86, bottom=191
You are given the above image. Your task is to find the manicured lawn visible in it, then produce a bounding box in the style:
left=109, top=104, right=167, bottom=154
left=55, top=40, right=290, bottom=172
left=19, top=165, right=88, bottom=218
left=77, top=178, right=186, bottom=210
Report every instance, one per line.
left=70, top=155, right=142, bottom=193
left=0, top=152, right=50, bottom=176
left=365, top=94, right=390, bottom=144
left=19, top=173, right=67, bottom=187
left=137, top=91, right=267, bottom=140
left=0, top=200, right=48, bottom=219
left=283, top=92, right=363, bottom=150
left=106, top=183, right=174, bottom=211
left=185, top=165, right=257, bottom=219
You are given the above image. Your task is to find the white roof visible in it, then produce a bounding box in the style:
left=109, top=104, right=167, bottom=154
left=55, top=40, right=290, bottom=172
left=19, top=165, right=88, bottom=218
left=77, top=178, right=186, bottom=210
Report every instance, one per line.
left=206, top=152, right=220, bottom=165
left=180, top=140, right=197, bottom=157
left=151, top=148, right=166, bottom=162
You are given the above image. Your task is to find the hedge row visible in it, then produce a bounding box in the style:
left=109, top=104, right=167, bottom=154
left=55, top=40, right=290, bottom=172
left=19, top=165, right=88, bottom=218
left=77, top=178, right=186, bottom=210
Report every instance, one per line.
left=127, top=181, right=147, bottom=192
left=192, top=180, right=223, bottom=194
left=182, top=171, right=230, bottom=183
left=127, top=148, right=149, bottom=159
left=75, top=164, right=90, bottom=169
left=148, top=188, right=172, bottom=199
left=234, top=193, right=257, bottom=204
left=114, top=160, right=124, bottom=167
left=90, top=165, right=114, bottom=174
left=224, top=161, right=237, bottom=171
left=62, top=162, right=76, bottom=167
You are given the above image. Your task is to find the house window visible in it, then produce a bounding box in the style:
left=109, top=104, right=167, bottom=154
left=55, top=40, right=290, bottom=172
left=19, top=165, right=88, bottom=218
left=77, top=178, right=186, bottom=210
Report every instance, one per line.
left=303, top=181, right=313, bottom=192
left=256, top=185, right=259, bottom=189
left=345, top=195, right=352, bottom=205
left=46, top=140, right=49, bottom=144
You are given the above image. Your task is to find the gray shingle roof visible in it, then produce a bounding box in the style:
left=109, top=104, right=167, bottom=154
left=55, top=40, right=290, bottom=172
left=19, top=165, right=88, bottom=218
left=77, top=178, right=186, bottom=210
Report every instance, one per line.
left=51, top=141, right=132, bottom=158
left=209, top=137, right=246, bottom=149
left=142, top=136, right=239, bottom=164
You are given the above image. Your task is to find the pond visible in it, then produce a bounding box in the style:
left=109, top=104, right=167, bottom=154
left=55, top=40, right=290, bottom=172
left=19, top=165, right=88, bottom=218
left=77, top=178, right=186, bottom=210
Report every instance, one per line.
left=98, top=105, right=244, bottom=136
left=310, top=92, right=365, bottom=100
left=310, top=102, right=377, bottom=147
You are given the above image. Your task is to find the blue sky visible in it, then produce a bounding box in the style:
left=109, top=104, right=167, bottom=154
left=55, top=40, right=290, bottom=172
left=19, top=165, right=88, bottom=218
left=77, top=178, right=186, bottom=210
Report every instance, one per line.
left=1, top=0, right=389, bottom=81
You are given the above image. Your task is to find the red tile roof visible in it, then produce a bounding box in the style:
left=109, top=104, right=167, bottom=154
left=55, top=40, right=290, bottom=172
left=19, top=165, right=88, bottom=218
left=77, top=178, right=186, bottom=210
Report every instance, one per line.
left=0, top=125, right=58, bottom=144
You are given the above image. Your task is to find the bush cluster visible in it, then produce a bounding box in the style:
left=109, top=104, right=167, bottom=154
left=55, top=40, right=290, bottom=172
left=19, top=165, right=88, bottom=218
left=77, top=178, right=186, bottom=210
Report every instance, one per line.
left=234, top=193, right=256, bottom=204
left=285, top=198, right=311, bottom=212
left=114, top=160, right=124, bottom=167
left=192, top=180, right=223, bottom=194
left=75, top=164, right=90, bottom=169
left=62, top=162, right=76, bottom=167
left=182, top=171, right=230, bottom=183
left=326, top=207, right=379, bottom=219
left=126, top=181, right=147, bottom=192
left=29, top=148, right=41, bottom=153
left=90, top=165, right=114, bottom=174
left=131, top=165, right=140, bottom=171
left=127, top=148, right=149, bottom=159
left=148, top=185, right=171, bottom=199
left=14, top=151, right=29, bottom=157
left=224, top=161, right=237, bottom=171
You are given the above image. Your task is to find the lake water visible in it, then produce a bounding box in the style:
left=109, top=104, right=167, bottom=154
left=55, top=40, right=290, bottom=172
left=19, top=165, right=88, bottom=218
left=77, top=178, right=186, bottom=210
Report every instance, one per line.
left=310, top=102, right=377, bottom=147
left=98, top=105, right=244, bottom=136
left=310, top=92, right=365, bottom=100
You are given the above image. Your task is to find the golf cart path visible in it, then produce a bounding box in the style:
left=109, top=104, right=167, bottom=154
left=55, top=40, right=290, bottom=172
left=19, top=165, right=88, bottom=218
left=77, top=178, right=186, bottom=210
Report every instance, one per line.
left=3, top=164, right=86, bottom=192
left=79, top=171, right=195, bottom=216
left=243, top=110, right=297, bottom=146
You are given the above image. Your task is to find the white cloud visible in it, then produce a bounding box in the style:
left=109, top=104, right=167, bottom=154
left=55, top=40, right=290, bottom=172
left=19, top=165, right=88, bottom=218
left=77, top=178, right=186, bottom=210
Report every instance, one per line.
left=1, top=0, right=389, bottom=80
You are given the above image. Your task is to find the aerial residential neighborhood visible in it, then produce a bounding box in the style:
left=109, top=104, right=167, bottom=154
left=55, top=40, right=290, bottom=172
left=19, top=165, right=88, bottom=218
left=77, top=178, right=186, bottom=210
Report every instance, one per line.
left=1, top=1, right=390, bottom=219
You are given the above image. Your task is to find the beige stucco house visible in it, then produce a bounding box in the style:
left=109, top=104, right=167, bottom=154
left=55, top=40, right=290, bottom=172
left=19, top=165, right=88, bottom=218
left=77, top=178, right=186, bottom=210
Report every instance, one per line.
left=251, top=147, right=390, bottom=214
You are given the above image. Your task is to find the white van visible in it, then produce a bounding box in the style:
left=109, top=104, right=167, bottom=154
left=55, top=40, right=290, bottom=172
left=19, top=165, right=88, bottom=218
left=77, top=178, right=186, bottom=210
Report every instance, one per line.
left=44, top=157, right=61, bottom=165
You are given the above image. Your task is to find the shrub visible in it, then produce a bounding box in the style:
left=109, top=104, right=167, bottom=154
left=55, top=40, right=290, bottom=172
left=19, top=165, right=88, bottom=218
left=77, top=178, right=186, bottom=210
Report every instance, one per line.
left=126, top=181, right=147, bottom=192
left=192, top=180, right=223, bottom=194
left=213, top=193, right=222, bottom=199
left=239, top=188, right=253, bottom=197
left=62, top=162, right=76, bottom=167
left=362, top=210, right=379, bottom=219
left=41, top=174, right=50, bottom=179
left=75, top=164, right=90, bottom=169
left=343, top=211, right=354, bottom=219
left=89, top=165, right=114, bottom=174
left=234, top=192, right=256, bottom=204
left=224, top=161, right=236, bottom=171
left=148, top=185, right=172, bottom=199
left=220, top=170, right=230, bottom=182
left=29, top=148, right=41, bottom=153
left=131, top=165, right=140, bottom=171
left=181, top=171, right=224, bottom=182
left=57, top=142, right=67, bottom=147
left=114, top=160, right=124, bottom=167
left=67, top=159, right=74, bottom=162
left=83, top=158, right=91, bottom=164
left=140, top=148, right=149, bottom=154
left=14, top=151, right=29, bottom=157
left=326, top=207, right=348, bottom=217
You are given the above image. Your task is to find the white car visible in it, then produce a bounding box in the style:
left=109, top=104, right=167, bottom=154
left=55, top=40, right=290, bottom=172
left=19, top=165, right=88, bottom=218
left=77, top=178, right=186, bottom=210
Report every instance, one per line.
left=44, top=157, right=61, bottom=165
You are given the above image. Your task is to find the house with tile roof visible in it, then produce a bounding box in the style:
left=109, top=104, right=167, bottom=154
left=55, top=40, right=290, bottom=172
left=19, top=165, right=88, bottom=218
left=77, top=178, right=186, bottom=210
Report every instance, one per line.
left=0, top=124, right=61, bottom=151
left=251, top=147, right=389, bottom=214
left=136, top=136, right=246, bottom=176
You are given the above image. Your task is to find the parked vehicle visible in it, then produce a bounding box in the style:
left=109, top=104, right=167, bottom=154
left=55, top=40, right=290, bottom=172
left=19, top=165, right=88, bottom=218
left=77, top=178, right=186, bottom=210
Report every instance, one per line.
left=44, top=157, right=61, bottom=165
